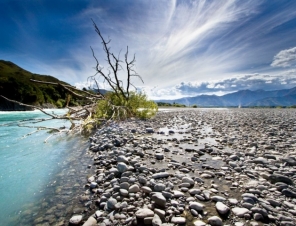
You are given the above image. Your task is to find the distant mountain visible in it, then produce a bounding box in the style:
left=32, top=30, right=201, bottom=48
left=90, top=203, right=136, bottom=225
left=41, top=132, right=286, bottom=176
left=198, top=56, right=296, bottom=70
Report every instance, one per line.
left=0, top=60, right=78, bottom=110
left=155, top=87, right=296, bottom=107
left=248, top=94, right=296, bottom=106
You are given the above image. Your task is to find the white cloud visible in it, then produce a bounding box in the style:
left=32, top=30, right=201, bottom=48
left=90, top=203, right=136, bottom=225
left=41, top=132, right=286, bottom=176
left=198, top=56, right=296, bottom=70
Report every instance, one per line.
left=143, top=71, right=296, bottom=100
left=271, top=47, right=296, bottom=68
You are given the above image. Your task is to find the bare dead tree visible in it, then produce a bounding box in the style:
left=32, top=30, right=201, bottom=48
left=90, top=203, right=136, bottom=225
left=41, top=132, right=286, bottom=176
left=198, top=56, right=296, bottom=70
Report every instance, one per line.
left=90, top=19, right=144, bottom=101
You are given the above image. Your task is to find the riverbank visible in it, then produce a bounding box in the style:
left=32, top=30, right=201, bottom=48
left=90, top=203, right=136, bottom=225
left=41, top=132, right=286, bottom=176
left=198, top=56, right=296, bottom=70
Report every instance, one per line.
left=62, top=108, right=296, bottom=226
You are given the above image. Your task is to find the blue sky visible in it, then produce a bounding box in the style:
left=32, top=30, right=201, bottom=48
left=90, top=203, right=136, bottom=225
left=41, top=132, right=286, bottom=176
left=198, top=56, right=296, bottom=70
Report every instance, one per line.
left=1, top=0, right=296, bottom=99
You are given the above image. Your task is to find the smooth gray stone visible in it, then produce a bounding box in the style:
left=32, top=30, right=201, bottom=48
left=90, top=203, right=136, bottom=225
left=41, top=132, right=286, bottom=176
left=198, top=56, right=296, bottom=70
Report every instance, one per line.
left=173, top=190, right=185, bottom=198
left=152, top=172, right=169, bottom=179
left=117, top=155, right=129, bottom=163
left=141, top=186, right=152, bottom=193
left=253, top=213, right=264, bottom=221
left=253, top=157, right=268, bottom=165
left=138, top=176, right=147, bottom=184
left=154, top=208, right=165, bottom=220
left=282, top=156, right=296, bottom=166
left=155, top=153, right=164, bottom=160
left=162, top=191, right=173, bottom=199
left=129, top=184, right=140, bottom=193
left=260, top=202, right=277, bottom=213
left=202, top=190, right=211, bottom=200
left=119, top=189, right=129, bottom=197
left=215, top=202, right=230, bottom=215
left=146, top=128, right=154, bottom=133
left=268, top=174, right=293, bottom=185
left=194, top=220, right=207, bottom=226
left=189, top=201, right=204, bottom=211
left=182, top=177, right=195, bottom=185
left=171, top=217, right=186, bottom=224
left=106, top=198, right=117, bottom=210
left=212, top=195, right=226, bottom=202
left=190, top=209, right=198, bottom=216
left=251, top=207, right=268, bottom=218
left=154, top=183, right=166, bottom=192
left=241, top=193, right=258, bottom=202
left=69, top=215, right=83, bottom=224
left=117, top=162, right=128, bottom=173
left=282, top=189, right=296, bottom=197
left=152, top=214, right=162, bottom=226
left=120, top=182, right=130, bottom=190
left=135, top=209, right=154, bottom=218
left=82, top=216, right=97, bottom=226
left=195, top=177, right=205, bottom=183
left=242, top=202, right=254, bottom=209
left=232, top=207, right=251, bottom=217
left=266, top=198, right=281, bottom=207
left=189, top=188, right=201, bottom=195
left=152, top=193, right=166, bottom=208
left=207, top=216, right=223, bottom=226
left=243, top=197, right=256, bottom=205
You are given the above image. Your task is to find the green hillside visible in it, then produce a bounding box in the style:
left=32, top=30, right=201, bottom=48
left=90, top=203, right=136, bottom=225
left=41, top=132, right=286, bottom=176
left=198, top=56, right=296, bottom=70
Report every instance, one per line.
left=0, top=60, right=78, bottom=110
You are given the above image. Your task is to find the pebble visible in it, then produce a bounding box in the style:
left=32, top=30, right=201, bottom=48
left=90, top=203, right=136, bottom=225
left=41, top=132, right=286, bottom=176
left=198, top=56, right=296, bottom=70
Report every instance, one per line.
left=232, top=207, right=251, bottom=217
left=69, top=215, right=83, bottom=224
left=207, top=216, right=223, bottom=226
left=215, top=201, right=230, bottom=214
left=189, top=201, right=204, bottom=211
left=135, top=208, right=154, bottom=218
left=171, top=217, right=186, bottom=224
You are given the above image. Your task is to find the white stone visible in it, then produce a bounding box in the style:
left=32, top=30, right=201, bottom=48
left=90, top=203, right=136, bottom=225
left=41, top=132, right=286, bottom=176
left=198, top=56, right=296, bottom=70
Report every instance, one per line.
left=207, top=216, right=222, bottom=226
left=69, top=215, right=83, bottom=224
left=182, top=176, right=195, bottom=185
left=129, top=184, right=140, bottom=193
left=216, top=201, right=230, bottom=215
left=135, top=209, right=154, bottom=218
left=189, top=201, right=204, bottom=211
left=232, top=207, right=250, bottom=217
left=171, top=217, right=186, bottom=224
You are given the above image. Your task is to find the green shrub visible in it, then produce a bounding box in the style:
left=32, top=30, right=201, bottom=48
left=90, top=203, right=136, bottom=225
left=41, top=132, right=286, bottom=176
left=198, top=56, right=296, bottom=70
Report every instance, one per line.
left=56, top=99, right=66, bottom=108
left=95, top=91, right=158, bottom=121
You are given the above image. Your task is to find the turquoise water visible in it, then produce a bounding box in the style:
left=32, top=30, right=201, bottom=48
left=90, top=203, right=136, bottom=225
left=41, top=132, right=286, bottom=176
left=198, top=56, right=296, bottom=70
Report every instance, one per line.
left=0, top=110, right=90, bottom=225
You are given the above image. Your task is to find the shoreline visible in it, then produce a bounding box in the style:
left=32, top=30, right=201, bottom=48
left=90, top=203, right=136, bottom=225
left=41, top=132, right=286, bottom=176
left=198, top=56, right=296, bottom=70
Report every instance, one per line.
left=7, top=108, right=296, bottom=225
left=67, top=108, right=296, bottom=225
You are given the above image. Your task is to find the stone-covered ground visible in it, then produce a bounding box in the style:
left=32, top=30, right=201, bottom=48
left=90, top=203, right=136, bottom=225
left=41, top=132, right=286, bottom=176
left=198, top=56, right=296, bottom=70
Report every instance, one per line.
left=70, top=108, right=296, bottom=226
left=16, top=108, right=296, bottom=226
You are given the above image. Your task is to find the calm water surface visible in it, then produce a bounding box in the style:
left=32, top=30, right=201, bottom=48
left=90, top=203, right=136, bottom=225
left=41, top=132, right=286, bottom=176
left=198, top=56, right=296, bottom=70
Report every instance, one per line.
left=0, top=110, right=91, bottom=225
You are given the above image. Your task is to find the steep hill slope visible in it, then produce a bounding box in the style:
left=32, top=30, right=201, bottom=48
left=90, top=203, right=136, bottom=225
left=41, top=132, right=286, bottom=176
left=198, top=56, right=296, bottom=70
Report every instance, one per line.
left=0, top=60, right=77, bottom=110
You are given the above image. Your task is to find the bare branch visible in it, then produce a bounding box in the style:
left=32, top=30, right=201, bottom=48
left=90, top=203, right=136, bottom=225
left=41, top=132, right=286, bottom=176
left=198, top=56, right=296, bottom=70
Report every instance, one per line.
left=1, top=95, right=58, bottom=118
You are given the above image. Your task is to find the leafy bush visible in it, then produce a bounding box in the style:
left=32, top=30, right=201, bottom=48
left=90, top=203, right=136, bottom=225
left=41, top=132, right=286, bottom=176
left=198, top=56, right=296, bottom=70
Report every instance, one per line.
left=56, top=99, right=66, bottom=108
left=95, top=91, right=158, bottom=121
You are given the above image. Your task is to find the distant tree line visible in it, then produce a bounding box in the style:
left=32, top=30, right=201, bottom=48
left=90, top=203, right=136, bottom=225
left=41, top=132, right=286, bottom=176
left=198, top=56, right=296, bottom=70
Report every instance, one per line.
left=156, top=102, right=198, bottom=108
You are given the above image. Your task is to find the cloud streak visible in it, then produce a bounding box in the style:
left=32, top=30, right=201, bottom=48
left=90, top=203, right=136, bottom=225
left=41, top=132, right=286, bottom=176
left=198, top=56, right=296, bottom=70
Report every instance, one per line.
left=1, top=0, right=296, bottom=99
left=271, top=47, right=296, bottom=68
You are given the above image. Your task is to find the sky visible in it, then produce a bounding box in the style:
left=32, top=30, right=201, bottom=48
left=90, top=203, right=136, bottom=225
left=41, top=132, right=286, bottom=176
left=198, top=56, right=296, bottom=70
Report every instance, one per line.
left=1, top=0, right=296, bottom=100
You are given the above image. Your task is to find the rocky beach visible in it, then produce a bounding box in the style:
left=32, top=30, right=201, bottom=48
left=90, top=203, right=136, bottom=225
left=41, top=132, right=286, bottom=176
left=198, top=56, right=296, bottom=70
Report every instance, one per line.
left=17, top=108, right=296, bottom=226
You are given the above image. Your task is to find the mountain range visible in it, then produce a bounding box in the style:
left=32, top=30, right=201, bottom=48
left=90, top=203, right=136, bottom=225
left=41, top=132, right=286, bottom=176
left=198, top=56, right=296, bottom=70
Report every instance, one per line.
left=155, top=87, right=296, bottom=107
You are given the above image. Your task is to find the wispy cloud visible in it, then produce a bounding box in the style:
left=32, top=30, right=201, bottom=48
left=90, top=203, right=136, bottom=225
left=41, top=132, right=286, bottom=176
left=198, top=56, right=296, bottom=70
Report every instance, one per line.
left=271, top=47, right=296, bottom=68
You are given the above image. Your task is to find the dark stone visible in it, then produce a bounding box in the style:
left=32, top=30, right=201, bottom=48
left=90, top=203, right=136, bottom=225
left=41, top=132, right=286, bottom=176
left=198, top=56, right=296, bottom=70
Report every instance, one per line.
left=268, top=174, right=293, bottom=185
left=282, top=189, right=296, bottom=198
